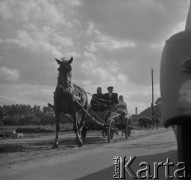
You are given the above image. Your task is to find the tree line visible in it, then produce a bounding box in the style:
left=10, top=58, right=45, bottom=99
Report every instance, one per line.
left=0, top=104, right=55, bottom=126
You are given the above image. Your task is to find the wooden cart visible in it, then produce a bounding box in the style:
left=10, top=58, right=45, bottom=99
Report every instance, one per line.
left=82, top=107, right=132, bottom=142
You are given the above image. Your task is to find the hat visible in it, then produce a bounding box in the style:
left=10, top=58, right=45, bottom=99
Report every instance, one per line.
left=107, top=86, right=113, bottom=90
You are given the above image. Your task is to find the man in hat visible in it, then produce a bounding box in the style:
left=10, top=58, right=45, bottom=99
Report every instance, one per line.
left=90, top=87, right=107, bottom=111
left=104, top=86, right=118, bottom=106
left=103, top=86, right=118, bottom=121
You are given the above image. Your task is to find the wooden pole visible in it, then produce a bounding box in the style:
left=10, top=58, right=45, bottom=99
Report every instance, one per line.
left=185, top=0, right=191, bottom=30
left=151, top=69, right=154, bottom=128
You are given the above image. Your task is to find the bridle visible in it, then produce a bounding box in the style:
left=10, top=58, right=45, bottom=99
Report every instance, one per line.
left=57, top=63, right=72, bottom=90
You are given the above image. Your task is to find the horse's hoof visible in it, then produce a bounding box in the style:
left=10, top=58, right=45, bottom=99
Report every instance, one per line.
left=78, top=141, right=83, bottom=147
left=52, top=144, right=58, bottom=149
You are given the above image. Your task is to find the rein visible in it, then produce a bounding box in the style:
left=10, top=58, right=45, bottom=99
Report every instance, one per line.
left=57, top=75, right=71, bottom=89
left=57, top=71, right=114, bottom=123
left=70, top=80, right=110, bottom=104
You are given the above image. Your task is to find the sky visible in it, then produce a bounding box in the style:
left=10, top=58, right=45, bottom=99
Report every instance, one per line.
left=0, top=0, right=190, bottom=114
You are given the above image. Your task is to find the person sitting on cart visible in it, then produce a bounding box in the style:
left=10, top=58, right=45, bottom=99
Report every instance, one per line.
left=104, top=86, right=118, bottom=108
left=117, top=95, right=127, bottom=115
left=116, top=95, right=127, bottom=121
left=90, top=87, right=107, bottom=112
left=104, top=86, right=118, bottom=121
left=116, top=95, right=129, bottom=135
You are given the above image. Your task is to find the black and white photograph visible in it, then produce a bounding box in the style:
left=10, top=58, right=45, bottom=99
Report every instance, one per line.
left=0, top=0, right=191, bottom=179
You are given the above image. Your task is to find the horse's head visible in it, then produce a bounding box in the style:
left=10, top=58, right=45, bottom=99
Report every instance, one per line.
left=55, top=57, right=73, bottom=73
left=55, top=57, right=73, bottom=87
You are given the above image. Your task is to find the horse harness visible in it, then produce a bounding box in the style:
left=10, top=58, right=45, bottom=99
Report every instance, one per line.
left=57, top=78, right=87, bottom=112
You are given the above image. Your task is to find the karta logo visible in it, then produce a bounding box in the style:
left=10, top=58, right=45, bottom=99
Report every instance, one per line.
left=113, top=156, right=190, bottom=179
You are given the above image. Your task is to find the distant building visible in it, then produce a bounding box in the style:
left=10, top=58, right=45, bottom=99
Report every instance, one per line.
left=130, top=102, right=162, bottom=127
left=130, top=114, right=141, bottom=127
left=140, top=104, right=162, bottom=125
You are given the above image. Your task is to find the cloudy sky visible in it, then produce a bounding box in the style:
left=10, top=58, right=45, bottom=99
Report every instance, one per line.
left=0, top=0, right=190, bottom=114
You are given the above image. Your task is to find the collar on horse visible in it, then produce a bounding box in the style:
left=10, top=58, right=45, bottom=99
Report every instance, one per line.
left=58, top=79, right=85, bottom=106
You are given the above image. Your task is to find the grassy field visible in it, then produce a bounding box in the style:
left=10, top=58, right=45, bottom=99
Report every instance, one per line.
left=0, top=123, right=73, bottom=134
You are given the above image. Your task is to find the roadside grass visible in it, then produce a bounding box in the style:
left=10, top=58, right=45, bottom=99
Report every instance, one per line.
left=0, top=123, right=73, bottom=134
left=0, top=124, right=165, bottom=134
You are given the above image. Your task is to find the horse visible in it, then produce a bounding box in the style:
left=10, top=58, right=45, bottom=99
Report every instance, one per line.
left=53, top=57, right=88, bottom=148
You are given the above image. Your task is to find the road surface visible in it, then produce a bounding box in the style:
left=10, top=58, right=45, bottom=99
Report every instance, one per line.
left=0, top=130, right=177, bottom=180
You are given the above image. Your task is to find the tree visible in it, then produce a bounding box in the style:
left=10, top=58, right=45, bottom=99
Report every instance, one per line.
left=42, top=105, right=54, bottom=115
left=155, top=97, right=162, bottom=105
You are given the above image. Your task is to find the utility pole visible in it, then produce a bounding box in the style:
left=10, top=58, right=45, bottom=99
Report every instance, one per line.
left=151, top=69, right=154, bottom=128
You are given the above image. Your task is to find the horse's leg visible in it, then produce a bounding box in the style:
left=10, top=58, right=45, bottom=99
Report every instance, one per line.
left=77, top=112, right=84, bottom=146
left=81, top=128, right=87, bottom=142
left=72, top=112, right=78, bottom=145
left=72, top=112, right=83, bottom=147
left=79, top=111, right=86, bottom=142
left=52, top=113, right=60, bottom=149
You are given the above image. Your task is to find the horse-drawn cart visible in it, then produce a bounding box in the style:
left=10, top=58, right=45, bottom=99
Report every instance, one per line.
left=82, top=107, right=132, bottom=142
left=50, top=56, right=132, bottom=147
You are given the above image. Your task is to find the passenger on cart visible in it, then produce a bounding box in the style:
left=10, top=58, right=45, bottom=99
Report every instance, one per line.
left=104, top=86, right=118, bottom=107
left=90, top=87, right=107, bottom=112
left=104, top=86, right=118, bottom=121
left=116, top=95, right=127, bottom=122
left=115, top=95, right=128, bottom=135
left=117, top=95, right=127, bottom=115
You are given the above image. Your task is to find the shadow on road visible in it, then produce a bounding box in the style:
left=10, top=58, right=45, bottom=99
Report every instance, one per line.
left=77, top=150, right=178, bottom=180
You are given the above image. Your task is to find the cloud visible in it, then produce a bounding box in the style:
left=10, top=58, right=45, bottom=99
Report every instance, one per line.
left=0, top=0, right=189, bottom=115
left=0, top=66, right=19, bottom=82
left=117, top=74, right=126, bottom=84
left=80, top=0, right=189, bottom=43
left=86, top=42, right=97, bottom=52
left=122, top=89, right=161, bottom=114
left=85, top=24, right=136, bottom=51
left=22, top=86, right=53, bottom=103
left=66, top=0, right=82, bottom=6
left=53, top=35, right=73, bottom=47
left=86, top=22, right=95, bottom=36
left=0, top=84, right=54, bottom=106
left=80, top=51, right=119, bottom=86
left=0, top=96, right=27, bottom=105
left=5, top=26, right=75, bottom=57
left=0, top=0, right=72, bottom=27
left=94, top=30, right=136, bottom=50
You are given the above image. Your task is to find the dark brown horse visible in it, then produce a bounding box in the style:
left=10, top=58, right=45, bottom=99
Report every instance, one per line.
left=53, top=57, right=88, bottom=148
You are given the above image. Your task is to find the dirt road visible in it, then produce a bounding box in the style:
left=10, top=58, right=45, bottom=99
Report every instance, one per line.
left=0, top=129, right=177, bottom=180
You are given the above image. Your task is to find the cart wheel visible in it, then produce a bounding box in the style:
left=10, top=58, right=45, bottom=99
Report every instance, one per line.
left=107, top=118, right=115, bottom=142
left=124, top=118, right=131, bottom=139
